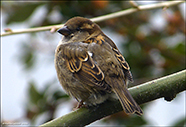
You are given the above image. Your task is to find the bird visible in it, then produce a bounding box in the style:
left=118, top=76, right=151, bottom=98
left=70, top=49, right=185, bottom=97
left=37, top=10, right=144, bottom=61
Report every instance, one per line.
left=54, top=16, right=143, bottom=115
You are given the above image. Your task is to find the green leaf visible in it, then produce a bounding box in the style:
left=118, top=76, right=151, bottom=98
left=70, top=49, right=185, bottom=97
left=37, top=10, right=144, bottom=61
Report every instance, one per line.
left=6, top=3, right=43, bottom=24
left=19, top=43, right=36, bottom=70
left=172, top=117, right=186, bottom=127
left=174, top=43, right=186, bottom=55
left=125, top=116, right=147, bottom=127
left=53, top=90, right=69, bottom=100
left=29, top=81, right=43, bottom=105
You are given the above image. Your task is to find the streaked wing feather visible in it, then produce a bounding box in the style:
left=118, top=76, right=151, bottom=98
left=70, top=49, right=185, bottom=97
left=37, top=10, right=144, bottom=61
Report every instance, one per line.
left=112, top=80, right=143, bottom=115
left=61, top=43, right=111, bottom=92
left=112, top=47, right=133, bottom=82
left=74, top=54, right=111, bottom=92
left=125, top=70, right=133, bottom=82
left=112, top=48, right=130, bottom=70
left=67, top=58, right=82, bottom=72
left=81, top=55, right=104, bottom=81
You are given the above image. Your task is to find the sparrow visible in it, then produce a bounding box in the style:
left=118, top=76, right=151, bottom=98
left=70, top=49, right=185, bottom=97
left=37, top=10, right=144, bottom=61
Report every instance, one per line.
left=54, top=16, right=143, bottom=115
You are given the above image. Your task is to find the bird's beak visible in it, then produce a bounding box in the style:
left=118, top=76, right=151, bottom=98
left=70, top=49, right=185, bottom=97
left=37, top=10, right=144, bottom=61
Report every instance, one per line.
left=57, top=26, right=71, bottom=36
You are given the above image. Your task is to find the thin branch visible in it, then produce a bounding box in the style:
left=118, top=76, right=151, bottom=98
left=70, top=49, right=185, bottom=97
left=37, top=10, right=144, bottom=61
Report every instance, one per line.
left=39, top=69, right=186, bottom=127
left=1, top=1, right=185, bottom=37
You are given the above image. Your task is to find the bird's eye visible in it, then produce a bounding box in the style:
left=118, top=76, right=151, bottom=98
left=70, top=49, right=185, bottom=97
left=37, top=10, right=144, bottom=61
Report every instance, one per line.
left=76, top=27, right=81, bottom=31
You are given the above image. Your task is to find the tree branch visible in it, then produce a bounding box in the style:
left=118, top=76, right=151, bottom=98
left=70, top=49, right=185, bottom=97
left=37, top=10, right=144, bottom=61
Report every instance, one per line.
left=39, top=69, right=186, bottom=127
left=1, top=1, right=184, bottom=37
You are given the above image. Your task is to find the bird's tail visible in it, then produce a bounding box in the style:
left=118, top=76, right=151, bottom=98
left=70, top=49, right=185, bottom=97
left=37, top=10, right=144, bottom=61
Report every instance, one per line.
left=112, top=80, right=143, bottom=115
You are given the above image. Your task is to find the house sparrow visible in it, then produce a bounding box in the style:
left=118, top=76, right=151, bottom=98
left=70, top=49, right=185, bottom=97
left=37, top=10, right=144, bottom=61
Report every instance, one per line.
left=55, top=17, right=143, bottom=115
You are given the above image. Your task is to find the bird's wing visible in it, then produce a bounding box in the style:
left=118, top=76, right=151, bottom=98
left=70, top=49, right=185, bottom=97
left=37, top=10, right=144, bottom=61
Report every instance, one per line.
left=57, top=42, right=111, bottom=92
left=101, top=35, right=134, bottom=82
left=85, top=34, right=133, bottom=83
left=112, top=47, right=133, bottom=82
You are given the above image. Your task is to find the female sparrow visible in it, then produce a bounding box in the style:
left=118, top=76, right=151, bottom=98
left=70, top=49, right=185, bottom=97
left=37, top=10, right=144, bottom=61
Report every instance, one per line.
left=55, top=17, right=143, bottom=115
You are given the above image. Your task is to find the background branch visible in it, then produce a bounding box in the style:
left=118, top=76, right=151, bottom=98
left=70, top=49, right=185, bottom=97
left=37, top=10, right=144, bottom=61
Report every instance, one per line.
left=39, top=69, right=186, bottom=127
left=1, top=1, right=184, bottom=37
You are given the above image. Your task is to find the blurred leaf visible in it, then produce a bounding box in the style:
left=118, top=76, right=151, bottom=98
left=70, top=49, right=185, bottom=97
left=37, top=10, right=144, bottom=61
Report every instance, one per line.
left=174, top=43, right=186, bottom=55
left=53, top=90, right=69, bottom=100
left=26, top=79, right=70, bottom=124
left=24, top=50, right=34, bottom=68
left=41, top=80, right=69, bottom=102
left=19, top=42, right=36, bottom=70
left=42, top=83, right=52, bottom=97
left=125, top=116, right=147, bottom=127
left=172, top=117, right=186, bottom=127
left=29, top=81, right=43, bottom=105
left=6, top=3, right=43, bottom=24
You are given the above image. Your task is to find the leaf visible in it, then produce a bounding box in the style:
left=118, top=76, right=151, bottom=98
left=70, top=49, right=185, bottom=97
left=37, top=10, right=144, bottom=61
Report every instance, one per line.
left=29, top=81, right=43, bottom=105
left=19, top=43, right=36, bottom=70
left=174, top=43, right=185, bottom=55
left=6, top=3, right=43, bottom=24
left=172, top=117, right=186, bottom=127
left=125, top=115, right=147, bottom=127
left=53, top=90, right=69, bottom=100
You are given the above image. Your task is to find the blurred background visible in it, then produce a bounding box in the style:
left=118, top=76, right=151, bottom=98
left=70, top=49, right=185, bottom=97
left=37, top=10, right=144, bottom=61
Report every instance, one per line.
left=1, top=1, right=185, bottom=126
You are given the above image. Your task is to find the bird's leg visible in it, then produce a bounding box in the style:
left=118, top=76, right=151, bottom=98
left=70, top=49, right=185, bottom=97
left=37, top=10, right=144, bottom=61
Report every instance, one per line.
left=73, top=100, right=84, bottom=111
left=76, top=100, right=84, bottom=108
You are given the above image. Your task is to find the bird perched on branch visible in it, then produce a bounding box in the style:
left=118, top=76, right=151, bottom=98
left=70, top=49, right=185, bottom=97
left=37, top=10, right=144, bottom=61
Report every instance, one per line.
left=54, top=16, right=143, bottom=115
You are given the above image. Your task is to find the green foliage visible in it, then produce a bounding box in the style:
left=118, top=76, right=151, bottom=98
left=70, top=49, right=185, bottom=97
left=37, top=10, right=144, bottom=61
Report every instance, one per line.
left=172, top=117, right=186, bottom=127
left=121, top=116, right=147, bottom=127
left=6, top=3, right=43, bottom=24
left=18, top=43, right=36, bottom=70
left=29, top=82, right=44, bottom=105
left=26, top=81, right=69, bottom=124
left=174, top=43, right=185, bottom=55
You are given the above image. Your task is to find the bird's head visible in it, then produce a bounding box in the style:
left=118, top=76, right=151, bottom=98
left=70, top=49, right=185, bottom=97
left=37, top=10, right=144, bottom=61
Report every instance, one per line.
left=57, top=17, right=102, bottom=43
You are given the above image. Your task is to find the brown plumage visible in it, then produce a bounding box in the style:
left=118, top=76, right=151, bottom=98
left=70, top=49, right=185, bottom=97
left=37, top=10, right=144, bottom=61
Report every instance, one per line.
left=54, top=17, right=143, bottom=115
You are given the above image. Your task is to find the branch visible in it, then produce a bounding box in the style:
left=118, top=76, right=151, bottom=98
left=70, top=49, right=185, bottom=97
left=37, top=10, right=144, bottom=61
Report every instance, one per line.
left=1, top=1, right=185, bottom=37
left=39, top=70, right=186, bottom=127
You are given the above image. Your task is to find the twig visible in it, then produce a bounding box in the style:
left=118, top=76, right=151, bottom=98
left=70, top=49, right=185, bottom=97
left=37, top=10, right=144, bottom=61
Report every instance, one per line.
left=1, top=1, right=184, bottom=37
left=129, top=1, right=140, bottom=10
left=39, top=69, right=186, bottom=126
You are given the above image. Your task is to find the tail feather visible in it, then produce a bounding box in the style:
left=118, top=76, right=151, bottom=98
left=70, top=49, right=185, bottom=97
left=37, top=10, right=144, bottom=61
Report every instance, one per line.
left=112, top=82, right=143, bottom=115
